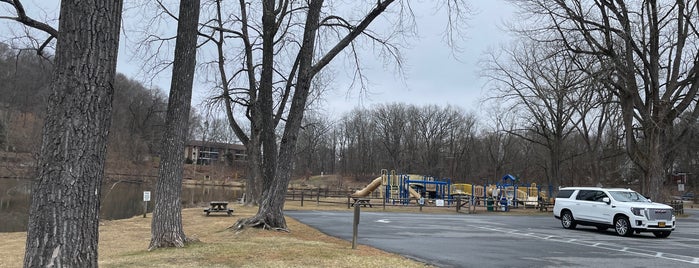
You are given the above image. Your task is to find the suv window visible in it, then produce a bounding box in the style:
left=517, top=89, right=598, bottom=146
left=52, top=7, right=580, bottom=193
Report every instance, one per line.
left=576, top=190, right=607, bottom=202
left=609, top=191, right=649, bottom=202
left=556, top=190, right=575, bottom=198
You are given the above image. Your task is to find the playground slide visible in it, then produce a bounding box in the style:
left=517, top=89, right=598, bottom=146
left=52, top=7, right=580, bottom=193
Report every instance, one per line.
left=525, top=196, right=538, bottom=206
left=408, top=186, right=421, bottom=199
left=351, top=177, right=382, bottom=197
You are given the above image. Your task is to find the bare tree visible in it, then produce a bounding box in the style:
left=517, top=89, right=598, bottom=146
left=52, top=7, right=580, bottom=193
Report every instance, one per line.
left=567, top=73, right=623, bottom=186
left=444, top=109, right=477, bottom=179
left=372, top=103, right=408, bottom=169
left=0, top=44, right=51, bottom=152
left=109, top=74, right=167, bottom=162
left=205, top=116, right=238, bottom=144
left=195, top=0, right=473, bottom=230
left=413, top=105, right=462, bottom=176
left=149, top=0, right=201, bottom=250
left=337, top=109, right=376, bottom=178
left=294, top=112, right=333, bottom=178
left=480, top=105, right=520, bottom=181
left=332, top=103, right=478, bottom=180
left=0, top=0, right=124, bottom=266
left=483, top=40, right=591, bottom=186
left=513, top=0, right=699, bottom=200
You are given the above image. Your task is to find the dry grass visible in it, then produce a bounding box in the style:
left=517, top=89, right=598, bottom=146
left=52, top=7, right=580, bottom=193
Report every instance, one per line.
left=0, top=201, right=433, bottom=268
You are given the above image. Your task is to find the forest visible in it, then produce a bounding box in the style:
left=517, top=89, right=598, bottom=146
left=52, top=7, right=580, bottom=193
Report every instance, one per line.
left=1, top=39, right=697, bottom=192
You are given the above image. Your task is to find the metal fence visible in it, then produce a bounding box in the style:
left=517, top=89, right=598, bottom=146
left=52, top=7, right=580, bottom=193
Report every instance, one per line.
left=669, top=200, right=684, bottom=215
left=283, top=189, right=555, bottom=213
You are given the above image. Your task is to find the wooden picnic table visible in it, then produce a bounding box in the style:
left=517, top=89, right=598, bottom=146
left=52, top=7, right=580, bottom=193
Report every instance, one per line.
left=204, top=201, right=234, bottom=216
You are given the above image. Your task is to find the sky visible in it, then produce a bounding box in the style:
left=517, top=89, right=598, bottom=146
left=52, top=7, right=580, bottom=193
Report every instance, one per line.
left=319, top=1, right=517, bottom=117
left=0, top=0, right=517, bottom=118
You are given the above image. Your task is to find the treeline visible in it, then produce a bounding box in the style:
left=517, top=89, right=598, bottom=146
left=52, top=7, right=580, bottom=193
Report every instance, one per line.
left=294, top=102, right=699, bottom=190
left=2, top=41, right=698, bottom=192
left=0, top=42, right=237, bottom=171
left=0, top=43, right=50, bottom=153
left=0, top=43, right=169, bottom=167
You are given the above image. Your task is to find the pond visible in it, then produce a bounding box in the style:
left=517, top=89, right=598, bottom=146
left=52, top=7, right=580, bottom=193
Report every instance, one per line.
left=0, top=178, right=242, bottom=232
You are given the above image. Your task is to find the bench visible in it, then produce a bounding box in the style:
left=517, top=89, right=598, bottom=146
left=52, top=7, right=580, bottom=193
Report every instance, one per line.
left=538, top=199, right=554, bottom=212
left=351, top=198, right=372, bottom=208
left=205, top=201, right=234, bottom=216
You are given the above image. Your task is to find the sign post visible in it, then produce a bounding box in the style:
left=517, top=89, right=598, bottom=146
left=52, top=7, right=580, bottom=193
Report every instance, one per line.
left=143, top=191, right=151, bottom=218
left=352, top=201, right=360, bottom=249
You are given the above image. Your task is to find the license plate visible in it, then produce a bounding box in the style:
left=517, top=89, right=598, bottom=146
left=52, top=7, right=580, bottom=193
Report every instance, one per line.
left=658, top=222, right=666, bottom=227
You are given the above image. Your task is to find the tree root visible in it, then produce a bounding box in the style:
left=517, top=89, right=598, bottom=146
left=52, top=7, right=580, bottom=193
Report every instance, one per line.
left=230, top=217, right=289, bottom=233
left=148, top=235, right=198, bottom=251
left=148, top=238, right=185, bottom=251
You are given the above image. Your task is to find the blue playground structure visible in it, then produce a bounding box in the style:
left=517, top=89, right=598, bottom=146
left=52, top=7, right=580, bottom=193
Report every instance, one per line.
left=493, top=174, right=518, bottom=210
left=367, top=169, right=554, bottom=209
left=491, top=174, right=556, bottom=210
left=399, top=174, right=451, bottom=204
left=380, top=170, right=452, bottom=205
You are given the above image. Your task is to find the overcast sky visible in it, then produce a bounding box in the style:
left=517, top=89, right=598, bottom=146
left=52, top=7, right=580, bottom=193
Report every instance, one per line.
left=318, top=0, right=516, bottom=117
left=1, top=0, right=517, bottom=118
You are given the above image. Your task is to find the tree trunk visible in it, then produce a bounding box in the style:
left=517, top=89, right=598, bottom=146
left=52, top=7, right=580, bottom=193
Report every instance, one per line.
left=244, top=138, right=263, bottom=205
left=149, top=0, right=201, bottom=250
left=234, top=0, right=325, bottom=231
left=259, top=0, right=279, bottom=199
left=234, top=0, right=395, bottom=231
left=23, top=1, right=123, bottom=267
left=646, top=131, right=666, bottom=202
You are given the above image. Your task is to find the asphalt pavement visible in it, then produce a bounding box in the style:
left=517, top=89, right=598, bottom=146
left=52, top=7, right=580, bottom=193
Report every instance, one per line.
left=286, top=208, right=699, bottom=268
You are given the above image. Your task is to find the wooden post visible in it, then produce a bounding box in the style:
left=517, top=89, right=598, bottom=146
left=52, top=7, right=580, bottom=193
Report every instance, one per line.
left=352, top=201, right=360, bottom=249
left=143, top=201, right=148, bottom=218
left=383, top=191, right=386, bottom=211
left=301, top=191, right=304, bottom=207
left=470, top=196, right=476, bottom=214
left=456, top=196, right=461, bottom=212
left=317, top=188, right=320, bottom=205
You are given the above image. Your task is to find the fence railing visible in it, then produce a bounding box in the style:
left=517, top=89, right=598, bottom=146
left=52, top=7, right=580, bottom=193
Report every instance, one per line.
left=669, top=200, right=684, bottom=215
left=283, top=189, right=689, bottom=218
left=283, top=189, right=555, bottom=213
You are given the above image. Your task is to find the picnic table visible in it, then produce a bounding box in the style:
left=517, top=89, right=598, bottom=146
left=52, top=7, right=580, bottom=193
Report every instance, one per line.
left=538, top=198, right=554, bottom=212
left=204, top=201, right=234, bottom=216
left=351, top=198, right=372, bottom=208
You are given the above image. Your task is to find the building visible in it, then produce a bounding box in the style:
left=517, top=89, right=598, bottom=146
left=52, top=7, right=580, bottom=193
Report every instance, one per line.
left=184, top=140, right=246, bottom=165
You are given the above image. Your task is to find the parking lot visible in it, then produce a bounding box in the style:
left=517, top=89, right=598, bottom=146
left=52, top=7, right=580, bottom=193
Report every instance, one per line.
left=286, top=209, right=699, bottom=267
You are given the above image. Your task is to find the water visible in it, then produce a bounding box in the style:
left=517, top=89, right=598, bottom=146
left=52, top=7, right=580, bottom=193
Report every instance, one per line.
left=0, top=178, right=242, bottom=232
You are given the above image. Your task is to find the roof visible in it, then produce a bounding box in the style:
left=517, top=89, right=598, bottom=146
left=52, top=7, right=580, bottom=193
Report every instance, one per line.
left=186, top=140, right=246, bottom=150
left=559, top=187, right=633, bottom=191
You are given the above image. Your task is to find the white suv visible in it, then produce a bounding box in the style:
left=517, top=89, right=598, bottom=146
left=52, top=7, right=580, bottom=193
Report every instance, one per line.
left=553, top=187, right=675, bottom=238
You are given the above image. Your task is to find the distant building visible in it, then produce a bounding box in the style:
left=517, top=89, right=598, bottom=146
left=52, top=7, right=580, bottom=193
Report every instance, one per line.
left=184, top=140, right=246, bottom=165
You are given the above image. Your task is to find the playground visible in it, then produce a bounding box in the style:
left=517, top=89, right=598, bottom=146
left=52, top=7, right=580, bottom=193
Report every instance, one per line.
left=348, top=169, right=556, bottom=212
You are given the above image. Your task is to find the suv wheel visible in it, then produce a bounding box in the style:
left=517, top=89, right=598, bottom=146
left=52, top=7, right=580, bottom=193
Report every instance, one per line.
left=614, top=216, right=633, bottom=237
left=560, top=211, right=576, bottom=229
left=653, top=231, right=671, bottom=238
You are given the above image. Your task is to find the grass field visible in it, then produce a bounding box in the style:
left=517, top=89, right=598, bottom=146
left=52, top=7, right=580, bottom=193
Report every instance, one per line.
left=0, top=201, right=433, bottom=268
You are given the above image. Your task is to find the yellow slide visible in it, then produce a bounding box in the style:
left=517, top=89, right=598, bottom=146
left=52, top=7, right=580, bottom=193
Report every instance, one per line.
left=408, top=186, right=421, bottom=199
left=351, top=177, right=383, bottom=197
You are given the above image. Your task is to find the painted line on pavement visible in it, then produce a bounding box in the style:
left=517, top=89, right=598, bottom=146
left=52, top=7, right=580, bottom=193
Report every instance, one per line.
left=473, top=225, right=699, bottom=265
